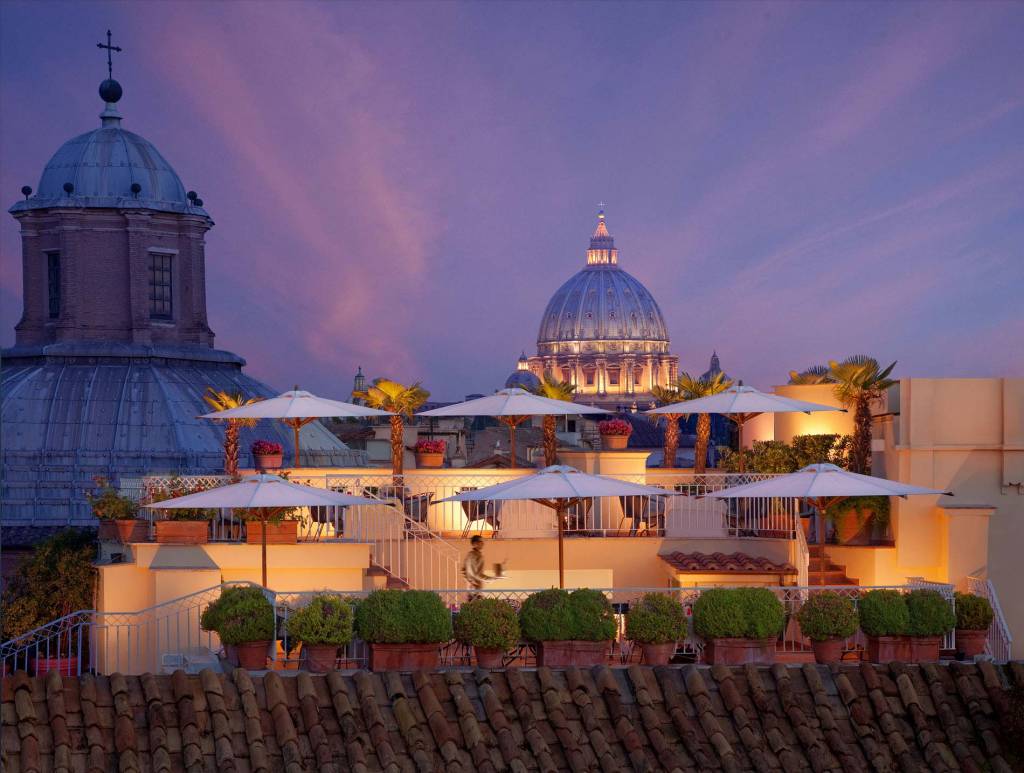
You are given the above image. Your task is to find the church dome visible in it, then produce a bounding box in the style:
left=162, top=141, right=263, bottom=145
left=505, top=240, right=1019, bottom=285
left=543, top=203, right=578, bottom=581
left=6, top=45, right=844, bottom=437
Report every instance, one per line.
left=504, top=352, right=541, bottom=390
left=536, top=212, right=670, bottom=350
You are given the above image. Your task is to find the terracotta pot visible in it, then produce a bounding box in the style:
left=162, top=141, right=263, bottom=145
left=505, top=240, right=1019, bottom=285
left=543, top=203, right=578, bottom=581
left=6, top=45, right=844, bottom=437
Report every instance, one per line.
left=31, top=656, right=79, bottom=677
left=246, top=520, right=299, bottom=544
left=956, top=628, right=988, bottom=658
left=224, top=644, right=240, bottom=668
left=703, top=637, right=777, bottom=665
left=474, top=647, right=505, bottom=669
left=639, top=641, right=676, bottom=666
left=368, top=642, right=440, bottom=672
left=415, top=452, right=444, bottom=468
left=155, top=520, right=209, bottom=544
left=866, top=635, right=911, bottom=664
left=302, top=643, right=339, bottom=673
left=810, top=638, right=844, bottom=664
left=536, top=640, right=575, bottom=667
left=253, top=452, right=283, bottom=472
left=572, top=640, right=610, bottom=667
left=909, top=635, right=942, bottom=663
left=98, top=519, right=150, bottom=543
left=601, top=435, right=629, bottom=450
left=235, top=641, right=270, bottom=670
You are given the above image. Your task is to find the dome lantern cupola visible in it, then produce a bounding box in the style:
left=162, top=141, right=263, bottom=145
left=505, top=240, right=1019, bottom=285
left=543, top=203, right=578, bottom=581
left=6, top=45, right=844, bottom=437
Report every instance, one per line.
left=586, top=209, right=618, bottom=266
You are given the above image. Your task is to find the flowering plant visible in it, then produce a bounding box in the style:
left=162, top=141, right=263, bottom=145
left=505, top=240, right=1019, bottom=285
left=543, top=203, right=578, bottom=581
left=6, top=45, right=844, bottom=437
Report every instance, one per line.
left=250, top=439, right=283, bottom=456
left=414, top=439, right=446, bottom=454
left=86, top=476, right=140, bottom=520
left=597, top=419, right=632, bottom=436
left=143, top=476, right=217, bottom=521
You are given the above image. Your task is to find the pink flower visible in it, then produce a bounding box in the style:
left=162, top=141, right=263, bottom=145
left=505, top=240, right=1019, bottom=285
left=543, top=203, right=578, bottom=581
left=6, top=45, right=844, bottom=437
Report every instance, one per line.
left=598, top=418, right=633, bottom=436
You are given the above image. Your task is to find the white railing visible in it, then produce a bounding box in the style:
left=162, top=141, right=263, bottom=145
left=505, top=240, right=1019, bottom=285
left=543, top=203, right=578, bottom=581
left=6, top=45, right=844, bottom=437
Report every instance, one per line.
left=794, top=520, right=810, bottom=589
left=966, top=575, right=1013, bottom=663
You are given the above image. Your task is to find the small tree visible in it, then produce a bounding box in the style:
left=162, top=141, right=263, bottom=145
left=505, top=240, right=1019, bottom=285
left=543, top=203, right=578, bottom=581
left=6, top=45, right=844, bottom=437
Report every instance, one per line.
left=202, top=388, right=261, bottom=477
left=650, top=385, right=683, bottom=469
left=675, top=371, right=733, bottom=473
left=533, top=372, right=576, bottom=466
left=829, top=356, right=896, bottom=474
left=353, top=378, right=430, bottom=484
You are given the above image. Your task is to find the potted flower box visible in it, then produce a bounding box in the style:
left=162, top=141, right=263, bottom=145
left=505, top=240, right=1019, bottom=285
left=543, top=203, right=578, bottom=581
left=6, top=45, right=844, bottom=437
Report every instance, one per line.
left=30, top=656, right=79, bottom=678
left=520, top=588, right=616, bottom=667
left=954, top=592, right=993, bottom=658
left=625, top=593, right=686, bottom=666
left=88, top=476, right=149, bottom=542
left=287, top=594, right=354, bottom=673
left=246, top=519, right=299, bottom=544
left=795, top=591, right=858, bottom=664
left=859, top=589, right=911, bottom=663
left=694, top=588, right=784, bottom=665
left=597, top=419, right=632, bottom=451
left=355, top=589, right=452, bottom=672
left=906, top=589, right=954, bottom=663
left=251, top=439, right=284, bottom=472
left=144, top=477, right=217, bottom=544
left=201, top=586, right=275, bottom=670
left=414, top=439, right=446, bottom=468
left=454, top=597, right=519, bottom=668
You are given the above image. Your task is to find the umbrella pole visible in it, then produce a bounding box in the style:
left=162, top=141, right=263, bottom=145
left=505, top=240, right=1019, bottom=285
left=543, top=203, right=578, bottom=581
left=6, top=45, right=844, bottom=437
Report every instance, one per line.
left=557, top=503, right=565, bottom=589
left=261, top=508, right=269, bottom=588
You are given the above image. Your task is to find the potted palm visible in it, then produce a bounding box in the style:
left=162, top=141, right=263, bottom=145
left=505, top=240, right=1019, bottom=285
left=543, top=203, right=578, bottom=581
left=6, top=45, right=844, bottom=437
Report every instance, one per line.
left=906, top=589, right=955, bottom=663
left=520, top=588, right=616, bottom=666
left=203, top=388, right=261, bottom=477
left=251, top=439, right=284, bottom=472
left=694, top=588, right=785, bottom=664
left=145, top=477, right=215, bottom=544
left=858, top=589, right=910, bottom=663
left=954, top=592, right=993, bottom=658
left=625, top=593, right=686, bottom=665
left=795, top=591, right=858, bottom=664
left=352, top=378, right=430, bottom=484
left=597, top=418, right=632, bottom=450
left=286, top=594, right=354, bottom=673
left=454, top=597, right=520, bottom=668
left=533, top=372, right=575, bottom=466
left=414, top=439, right=446, bottom=468
left=87, top=476, right=148, bottom=543
left=202, top=586, right=275, bottom=670
left=673, top=371, right=733, bottom=473
left=355, top=589, right=452, bottom=671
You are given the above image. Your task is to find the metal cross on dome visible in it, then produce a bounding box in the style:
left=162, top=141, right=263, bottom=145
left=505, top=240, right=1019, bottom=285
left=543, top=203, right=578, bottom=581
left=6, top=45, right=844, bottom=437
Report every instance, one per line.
left=97, top=29, right=122, bottom=80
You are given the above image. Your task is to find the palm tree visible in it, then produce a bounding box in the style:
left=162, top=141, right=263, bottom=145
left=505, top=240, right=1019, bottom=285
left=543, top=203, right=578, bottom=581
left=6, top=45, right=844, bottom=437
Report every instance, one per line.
left=828, top=356, right=896, bottom=474
left=675, top=371, right=733, bottom=474
left=353, top=378, right=430, bottom=483
left=650, top=385, right=683, bottom=469
left=533, top=372, right=576, bottom=466
left=787, top=365, right=834, bottom=385
left=202, top=388, right=261, bottom=477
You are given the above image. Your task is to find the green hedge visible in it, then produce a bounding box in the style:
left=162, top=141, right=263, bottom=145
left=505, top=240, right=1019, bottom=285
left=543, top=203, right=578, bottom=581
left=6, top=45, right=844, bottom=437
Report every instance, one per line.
left=454, top=598, right=520, bottom=650
left=519, top=588, right=617, bottom=642
left=954, top=592, right=994, bottom=631
left=204, top=586, right=275, bottom=645
left=693, top=588, right=784, bottom=640
left=906, top=589, right=955, bottom=636
left=857, top=589, right=909, bottom=637
left=354, top=589, right=452, bottom=644
left=286, top=594, right=354, bottom=646
left=795, top=591, right=858, bottom=641
left=625, top=594, right=686, bottom=645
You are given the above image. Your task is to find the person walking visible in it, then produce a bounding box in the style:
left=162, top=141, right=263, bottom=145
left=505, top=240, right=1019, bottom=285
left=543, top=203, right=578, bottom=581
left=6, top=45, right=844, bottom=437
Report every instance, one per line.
left=462, top=535, right=492, bottom=594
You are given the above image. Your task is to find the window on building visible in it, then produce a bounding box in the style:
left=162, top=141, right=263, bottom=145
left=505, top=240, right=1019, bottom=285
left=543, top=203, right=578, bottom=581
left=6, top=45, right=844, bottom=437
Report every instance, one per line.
left=585, top=371, right=595, bottom=386
left=46, top=251, right=60, bottom=318
left=608, top=368, right=620, bottom=386
left=148, top=252, right=173, bottom=320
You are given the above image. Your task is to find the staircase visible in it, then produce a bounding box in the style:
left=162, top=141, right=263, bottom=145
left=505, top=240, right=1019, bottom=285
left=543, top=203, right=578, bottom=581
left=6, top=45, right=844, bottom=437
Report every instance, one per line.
left=807, top=545, right=858, bottom=586
left=364, top=562, right=410, bottom=590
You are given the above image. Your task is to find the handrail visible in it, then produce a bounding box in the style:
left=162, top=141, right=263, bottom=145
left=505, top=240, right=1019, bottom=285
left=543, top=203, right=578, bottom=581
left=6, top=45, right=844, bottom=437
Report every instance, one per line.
left=966, top=574, right=1013, bottom=662
left=794, top=520, right=810, bottom=589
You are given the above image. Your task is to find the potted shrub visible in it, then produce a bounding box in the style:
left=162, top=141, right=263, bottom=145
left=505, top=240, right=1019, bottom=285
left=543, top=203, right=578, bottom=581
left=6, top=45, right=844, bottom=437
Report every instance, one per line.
left=520, top=588, right=616, bottom=666
left=145, top=477, right=216, bottom=544
left=251, top=439, right=284, bottom=472
left=858, top=589, right=910, bottom=663
left=796, top=591, right=858, bottom=664
left=355, top=589, right=452, bottom=671
left=242, top=506, right=300, bottom=544
left=286, top=594, right=354, bottom=673
left=625, top=593, right=686, bottom=665
left=202, top=586, right=275, bottom=670
left=906, top=589, right=955, bottom=663
left=954, top=592, right=993, bottom=658
left=825, top=496, right=890, bottom=544
left=454, top=597, right=520, bottom=668
left=597, top=418, right=632, bottom=450
left=414, top=439, right=446, bottom=468
left=694, top=587, right=785, bottom=665
left=87, top=476, right=148, bottom=543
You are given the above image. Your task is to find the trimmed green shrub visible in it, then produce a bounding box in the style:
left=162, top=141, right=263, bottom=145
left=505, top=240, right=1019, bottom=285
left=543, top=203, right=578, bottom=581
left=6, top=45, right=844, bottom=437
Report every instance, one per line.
left=86, top=477, right=139, bottom=520
left=625, top=593, right=686, bottom=645
left=568, top=589, right=617, bottom=642
left=796, top=592, right=858, bottom=641
left=693, top=588, right=785, bottom=640
left=210, top=587, right=275, bottom=645
left=858, top=589, right=909, bottom=637
left=737, top=588, right=786, bottom=639
left=286, top=594, right=354, bottom=646
left=954, top=592, right=994, bottom=631
left=354, top=589, right=452, bottom=644
left=906, top=589, right=955, bottom=636
left=519, top=589, right=574, bottom=642
left=454, top=598, right=520, bottom=650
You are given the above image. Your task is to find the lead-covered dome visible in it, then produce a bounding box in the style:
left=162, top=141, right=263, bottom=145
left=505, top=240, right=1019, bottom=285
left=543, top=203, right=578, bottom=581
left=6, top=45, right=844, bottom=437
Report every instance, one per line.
left=537, top=212, right=670, bottom=350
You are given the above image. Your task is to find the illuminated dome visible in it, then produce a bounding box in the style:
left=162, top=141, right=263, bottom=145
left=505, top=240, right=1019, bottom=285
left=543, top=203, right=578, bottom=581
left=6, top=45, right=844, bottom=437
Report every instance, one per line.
left=505, top=352, right=541, bottom=390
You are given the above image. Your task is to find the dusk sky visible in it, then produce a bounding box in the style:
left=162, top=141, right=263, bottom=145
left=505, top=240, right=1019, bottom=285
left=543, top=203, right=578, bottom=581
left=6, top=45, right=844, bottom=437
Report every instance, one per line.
left=2, top=1, right=1022, bottom=401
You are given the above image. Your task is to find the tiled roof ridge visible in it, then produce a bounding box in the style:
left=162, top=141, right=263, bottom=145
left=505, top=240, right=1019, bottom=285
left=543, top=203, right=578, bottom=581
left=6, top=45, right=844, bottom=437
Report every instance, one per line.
left=660, top=550, right=798, bottom=574
left=2, top=663, right=1020, bottom=772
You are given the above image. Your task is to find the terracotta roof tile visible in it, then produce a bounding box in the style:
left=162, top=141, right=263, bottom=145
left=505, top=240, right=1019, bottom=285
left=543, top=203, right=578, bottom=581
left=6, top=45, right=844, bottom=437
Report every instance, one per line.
left=1, top=663, right=1021, bottom=772
left=660, top=551, right=797, bottom=575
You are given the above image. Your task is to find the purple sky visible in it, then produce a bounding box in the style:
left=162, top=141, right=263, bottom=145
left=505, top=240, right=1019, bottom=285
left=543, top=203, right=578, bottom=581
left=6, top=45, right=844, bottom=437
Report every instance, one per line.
left=2, top=1, right=1022, bottom=401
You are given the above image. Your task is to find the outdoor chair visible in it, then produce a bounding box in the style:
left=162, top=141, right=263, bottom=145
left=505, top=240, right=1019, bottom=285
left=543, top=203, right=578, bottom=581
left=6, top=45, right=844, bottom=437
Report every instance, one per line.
left=565, top=498, right=593, bottom=533
left=619, top=494, right=667, bottom=536
left=364, top=485, right=434, bottom=538
left=459, top=486, right=501, bottom=537
left=308, top=504, right=347, bottom=540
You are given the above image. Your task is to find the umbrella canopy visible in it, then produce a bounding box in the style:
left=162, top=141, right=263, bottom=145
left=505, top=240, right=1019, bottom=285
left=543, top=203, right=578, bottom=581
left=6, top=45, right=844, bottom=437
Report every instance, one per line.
left=705, top=463, right=950, bottom=501
left=418, top=389, right=611, bottom=468
left=438, top=465, right=675, bottom=587
left=200, top=388, right=392, bottom=467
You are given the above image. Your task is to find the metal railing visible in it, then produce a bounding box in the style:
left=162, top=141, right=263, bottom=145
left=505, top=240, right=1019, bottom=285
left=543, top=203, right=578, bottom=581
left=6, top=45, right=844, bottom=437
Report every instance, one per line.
left=794, top=519, right=810, bottom=588
left=966, top=575, right=1013, bottom=662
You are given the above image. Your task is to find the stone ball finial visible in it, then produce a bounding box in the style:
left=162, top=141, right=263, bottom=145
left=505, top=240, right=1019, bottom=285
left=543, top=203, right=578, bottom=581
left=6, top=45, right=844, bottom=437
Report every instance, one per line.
left=21, top=185, right=32, bottom=199
left=62, top=182, right=74, bottom=194
left=99, top=78, right=123, bottom=104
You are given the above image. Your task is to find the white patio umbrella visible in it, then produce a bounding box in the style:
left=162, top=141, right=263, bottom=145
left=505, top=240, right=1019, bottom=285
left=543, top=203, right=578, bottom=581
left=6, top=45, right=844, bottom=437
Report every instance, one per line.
left=707, top=463, right=950, bottom=581
left=646, top=384, right=844, bottom=472
left=438, top=465, right=676, bottom=587
left=200, top=387, right=392, bottom=468
left=146, top=474, right=379, bottom=586
left=417, top=388, right=611, bottom=468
